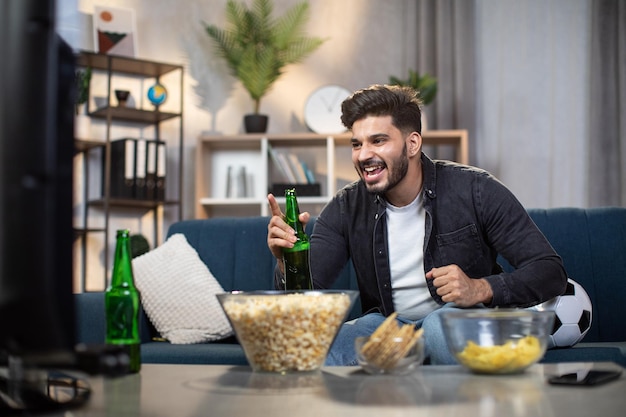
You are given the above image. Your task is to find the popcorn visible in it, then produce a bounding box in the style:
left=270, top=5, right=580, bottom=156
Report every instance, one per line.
left=221, top=293, right=351, bottom=372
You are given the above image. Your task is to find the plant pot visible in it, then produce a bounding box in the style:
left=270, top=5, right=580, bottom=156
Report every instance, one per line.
left=74, top=114, right=91, bottom=140
left=244, top=114, right=269, bottom=133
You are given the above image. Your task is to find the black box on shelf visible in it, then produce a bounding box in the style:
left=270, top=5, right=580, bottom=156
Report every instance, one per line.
left=270, top=183, right=321, bottom=197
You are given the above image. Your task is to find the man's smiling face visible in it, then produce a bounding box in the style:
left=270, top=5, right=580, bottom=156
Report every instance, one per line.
left=351, top=115, right=410, bottom=195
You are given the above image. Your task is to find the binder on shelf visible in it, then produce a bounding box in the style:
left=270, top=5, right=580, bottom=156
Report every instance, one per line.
left=156, top=142, right=166, bottom=201
left=145, top=141, right=157, bottom=200
left=104, top=138, right=136, bottom=199
left=135, top=139, right=147, bottom=200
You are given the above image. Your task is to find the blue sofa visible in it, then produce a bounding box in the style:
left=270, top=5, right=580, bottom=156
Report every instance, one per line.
left=75, top=207, right=626, bottom=367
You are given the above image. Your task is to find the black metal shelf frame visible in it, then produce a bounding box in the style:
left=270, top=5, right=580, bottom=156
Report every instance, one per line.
left=74, top=51, right=184, bottom=290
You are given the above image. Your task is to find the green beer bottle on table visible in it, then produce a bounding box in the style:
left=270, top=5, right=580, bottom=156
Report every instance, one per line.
left=105, top=229, right=141, bottom=373
left=282, top=188, right=313, bottom=291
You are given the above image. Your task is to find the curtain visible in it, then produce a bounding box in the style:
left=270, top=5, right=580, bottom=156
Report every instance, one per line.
left=415, top=0, right=622, bottom=209
left=588, top=0, right=626, bottom=207
left=415, top=0, right=477, bottom=163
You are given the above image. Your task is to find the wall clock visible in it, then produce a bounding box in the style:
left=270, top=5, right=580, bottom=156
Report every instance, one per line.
left=304, top=85, right=351, bottom=134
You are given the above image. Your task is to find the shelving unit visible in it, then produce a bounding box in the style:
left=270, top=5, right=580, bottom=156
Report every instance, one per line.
left=74, top=52, right=184, bottom=290
left=196, top=130, right=468, bottom=218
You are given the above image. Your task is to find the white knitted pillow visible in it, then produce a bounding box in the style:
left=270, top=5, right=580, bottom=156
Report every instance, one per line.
left=132, top=233, right=233, bottom=344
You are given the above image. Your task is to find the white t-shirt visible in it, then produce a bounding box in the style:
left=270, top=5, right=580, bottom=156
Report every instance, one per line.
left=386, top=193, right=439, bottom=320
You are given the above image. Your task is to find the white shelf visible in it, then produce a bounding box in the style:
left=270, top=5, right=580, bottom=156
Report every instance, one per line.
left=196, top=130, right=468, bottom=218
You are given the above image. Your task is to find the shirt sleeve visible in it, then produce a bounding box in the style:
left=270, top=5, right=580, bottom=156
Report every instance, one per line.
left=478, top=175, right=567, bottom=307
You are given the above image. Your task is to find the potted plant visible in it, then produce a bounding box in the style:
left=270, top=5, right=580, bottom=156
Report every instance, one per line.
left=204, top=0, right=326, bottom=133
left=389, top=69, right=437, bottom=131
left=130, top=234, right=150, bottom=258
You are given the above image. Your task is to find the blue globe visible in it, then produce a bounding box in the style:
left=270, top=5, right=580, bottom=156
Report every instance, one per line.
left=147, top=83, right=167, bottom=106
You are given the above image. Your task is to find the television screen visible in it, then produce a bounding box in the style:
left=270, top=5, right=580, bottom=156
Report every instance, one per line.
left=0, top=0, right=90, bottom=411
left=0, top=0, right=75, bottom=367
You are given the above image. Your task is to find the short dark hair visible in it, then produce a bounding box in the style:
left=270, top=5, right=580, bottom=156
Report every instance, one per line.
left=340, top=84, right=423, bottom=134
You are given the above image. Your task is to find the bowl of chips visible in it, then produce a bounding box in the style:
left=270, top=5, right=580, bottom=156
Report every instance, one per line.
left=355, top=313, right=425, bottom=375
left=217, top=290, right=358, bottom=373
left=441, top=309, right=555, bottom=374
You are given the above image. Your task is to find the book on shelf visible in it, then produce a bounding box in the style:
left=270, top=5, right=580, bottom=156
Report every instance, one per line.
left=286, top=153, right=308, bottom=183
left=267, top=144, right=315, bottom=184
left=268, top=143, right=297, bottom=183
left=301, top=161, right=316, bottom=184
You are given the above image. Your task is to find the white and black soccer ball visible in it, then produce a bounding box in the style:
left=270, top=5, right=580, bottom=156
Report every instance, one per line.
left=528, top=278, right=593, bottom=349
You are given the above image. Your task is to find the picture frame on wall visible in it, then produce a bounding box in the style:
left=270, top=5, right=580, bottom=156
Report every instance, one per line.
left=93, top=5, right=137, bottom=57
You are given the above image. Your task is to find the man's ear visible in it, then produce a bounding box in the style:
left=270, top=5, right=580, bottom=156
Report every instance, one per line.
left=407, top=132, right=422, bottom=157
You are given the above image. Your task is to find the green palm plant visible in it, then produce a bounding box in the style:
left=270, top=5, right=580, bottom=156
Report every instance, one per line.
left=75, top=67, right=91, bottom=114
left=389, top=69, right=438, bottom=106
left=204, top=0, right=326, bottom=115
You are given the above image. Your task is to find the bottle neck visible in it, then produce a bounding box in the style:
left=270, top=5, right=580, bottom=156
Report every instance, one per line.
left=284, top=195, right=305, bottom=236
left=111, top=233, right=135, bottom=287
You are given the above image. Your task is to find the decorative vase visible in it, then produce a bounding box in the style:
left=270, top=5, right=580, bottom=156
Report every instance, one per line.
left=244, top=114, right=268, bottom=133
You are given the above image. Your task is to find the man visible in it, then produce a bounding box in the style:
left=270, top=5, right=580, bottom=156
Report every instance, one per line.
left=267, top=84, right=567, bottom=365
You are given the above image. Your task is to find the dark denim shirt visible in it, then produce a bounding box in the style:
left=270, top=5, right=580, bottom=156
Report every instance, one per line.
left=277, top=154, right=567, bottom=317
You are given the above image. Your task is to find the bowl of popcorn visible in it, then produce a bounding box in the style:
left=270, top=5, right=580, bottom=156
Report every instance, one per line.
left=441, top=309, right=555, bottom=374
left=217, top=290, right=358, bottom=373
left=355, top=313, right=425, bottom=375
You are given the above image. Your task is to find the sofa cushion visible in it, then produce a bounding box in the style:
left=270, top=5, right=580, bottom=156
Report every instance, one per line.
left=132, top=233, right=233, bottom=344
left=141, top=340, right=247, bottom=365
left=167, top=217, right=276, bottom=292
left=542, top=342, right=626, bottom=367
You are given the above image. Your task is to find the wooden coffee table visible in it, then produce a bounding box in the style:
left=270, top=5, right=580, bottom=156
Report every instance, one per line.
left=38, top=362, right=624, bottom=416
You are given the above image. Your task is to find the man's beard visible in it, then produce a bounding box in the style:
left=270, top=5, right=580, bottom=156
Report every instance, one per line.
left=357, top=144, right=409, bottom=194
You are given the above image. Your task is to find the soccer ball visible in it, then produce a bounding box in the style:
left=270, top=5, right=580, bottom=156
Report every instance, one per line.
left=528, top=278, right=593, bottom=348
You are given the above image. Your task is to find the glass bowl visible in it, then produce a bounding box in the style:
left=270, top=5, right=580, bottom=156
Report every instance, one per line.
left=441, top=309, right=555, bottom=374
left=355, top=334, right=425, bottom=375
left=217, top=290, right=358, bottom=373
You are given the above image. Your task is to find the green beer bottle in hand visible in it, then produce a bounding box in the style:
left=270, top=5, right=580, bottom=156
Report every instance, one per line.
left=105, top=229, right=141, bottom=373
left=282, top=188, right=313, bottom=290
